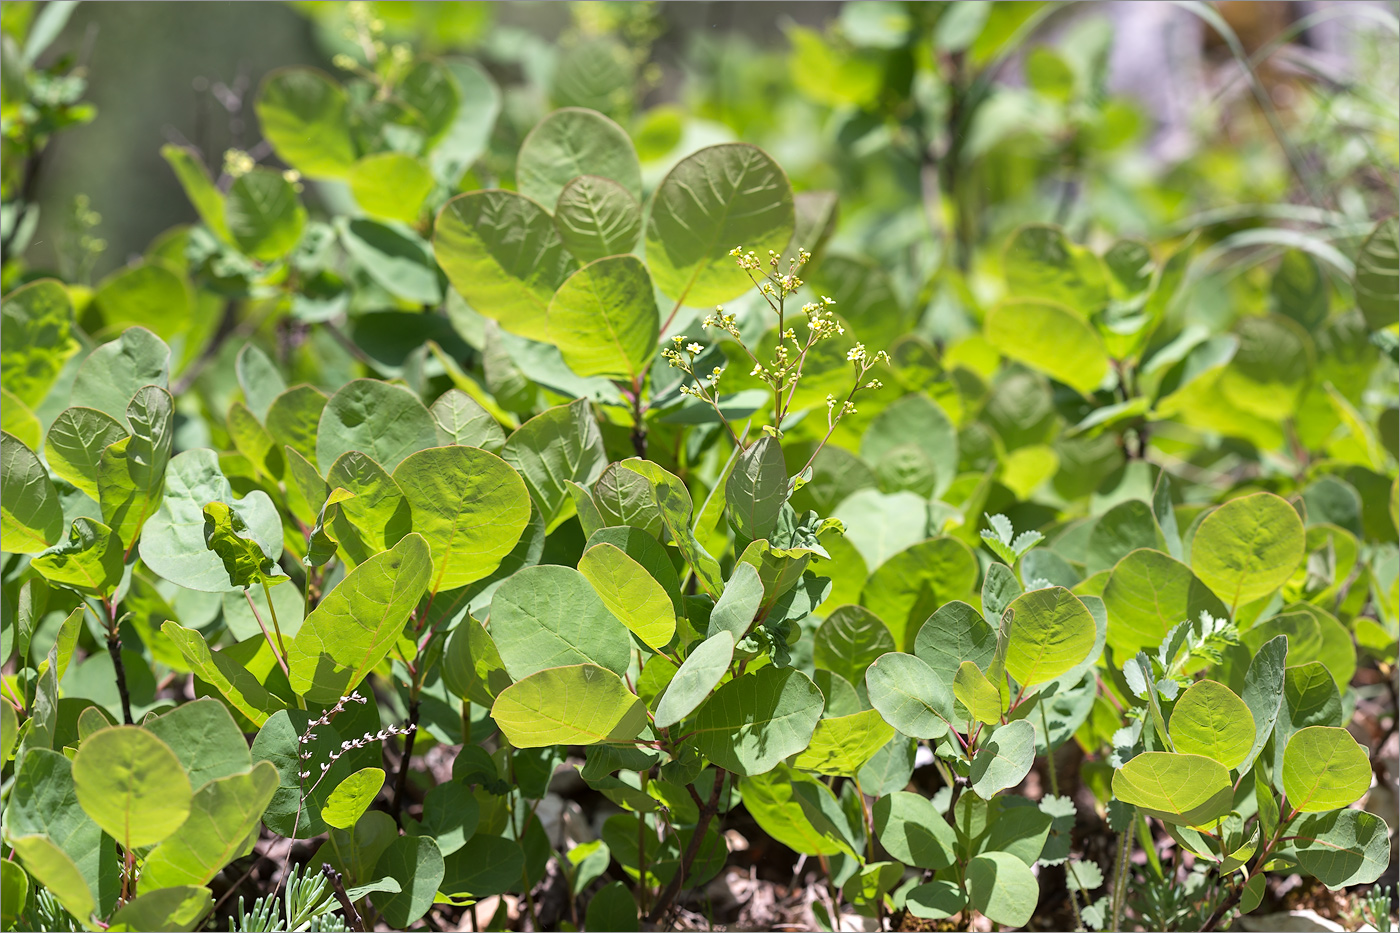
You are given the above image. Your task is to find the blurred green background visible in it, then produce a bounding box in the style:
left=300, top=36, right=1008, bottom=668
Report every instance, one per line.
left=17, top=0, right=1400, bottom=288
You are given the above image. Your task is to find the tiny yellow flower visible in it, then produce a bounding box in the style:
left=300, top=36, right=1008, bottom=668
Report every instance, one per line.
left=222, top=148, right=254, bottom=177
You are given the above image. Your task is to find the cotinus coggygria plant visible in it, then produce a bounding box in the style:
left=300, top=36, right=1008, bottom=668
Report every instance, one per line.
left=1, top=3, right=1396, bottom=931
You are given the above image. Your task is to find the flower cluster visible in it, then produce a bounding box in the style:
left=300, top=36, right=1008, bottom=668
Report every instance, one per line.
left=661, top=335, right=723, bottom=394
left=728, top=246, right=810, bottom=300
left=662, top=244, right=889, bottom=454
left=333, top=1, right=414, bottom=86
left=297, top=720, right=417, bottom=780
left=222, top=148, right=255, bottom=178
left=291, top=691, right=415, bottom=782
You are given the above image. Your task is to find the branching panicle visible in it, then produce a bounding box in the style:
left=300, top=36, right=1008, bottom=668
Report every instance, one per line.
left=664, top=245, right=888, bottom=463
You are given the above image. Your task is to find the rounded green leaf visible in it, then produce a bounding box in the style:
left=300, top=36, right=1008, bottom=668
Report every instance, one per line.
left=108, top=885, right=212, bottom=932
left=913, top=600, right=998, bottom=691
left=578, top=542, right=677, bottom=651
left=1169, top=680, right=1255, bottom=770
left=986, top=298, right=1109, bottom=395
left=394, top=445, right=531, bottom=592
left=859, top=393, right=958, bottom=499
left=338, top=218, right=442, bottom=304
left=1282, top=725, right=1372, bottom=813
left=491, top=663, right=646, bottom=747
left=0, top=858, right=27, bottom=931
left=255, top=67, right=356, bottom=178
left=793, top=709, right=895, bottom=776
left=1355, top=217, right=1398, bottom=331
left=966, top=850, right=1039, bottom=927
left=1, top=278, right=79, bottom=407
left=969, top=719, right=1036, bottom=798
left=93, top=260, right=191, bottom=340
left=287, top=533, right=432, bottom=703
left=654, top=631, right=735, bottom=728
left=862, top=537, right=978, bottom=651
left=97, top=386, right=174, bottom=551
left=546, top=254, right=658, bottom=381
left=10, top=834, right=95, bottom=924
left=739, top=765, right=850, bottom=856
left=32, top=517, right=123, bottom=594
left=1, top=700, right=16, bottom=764
left=502, top=398, right=608, bottom=530
left=1, top=431, right=63, bottom=553
left=517, top=107, right=641, bottom=209
left=219, top=398, right=283, bottom=478
left=554, top=174, right=643, bottom=262
left=374, top=834, right=444, bottom=930
left=430, top=59, right=499, bottom=185
left=691, top=666, right=823, bottom=776
left=317, top=378, right=439, bottom=473
left=69, top=326, right=170, bottom=425
left=1102, top=548, right=1227, bottom=657
left=443, top=616, right=512, bottom=707
left=139, top=449, right=282, bottom=592
left=905, top=880, right=967, bottom=920
left=418, top=781, right=479, bottom=857
left=1111, top=752, right=1233, bottom=826
left=348, top=152, right=434, bottom=223
left=6, top=747, right=108, bottom=912
left=814, top=604, right=895, bottom=691
left=1003, top=587, right=1096, bottom=689
left=1003, top=224, right=1109, bottom=316
left=645, top=143, right=795, bottom=306
left=1085, top=500, right=1167, bottom=576
left=725, top=435, right=788, bottom=542
left=395, top=58, right=459, bottom=146
left=586, top=879, right=639, bottom=932
left=226, top=167, right=306, bottom=260
left=1190, top=492, right=1305, bottom=609
left=143, top=697, right=253, bottom=789
left=266, top=384, right=328, bottom=466
left=551, top=36, right=634, bottom=115
left=842, top=861, right=905, bottom=913
left=72, top=725, right=193, bottom=849
left=872, top=791, right=957, bottom=870
left=1287, top=809, right=1390, bottom=890
left=326, top=451, right=412, bottom=566
left=322, top=767, right=385, bottom=830
left=707, top=560, right=764, bottom=639
left=954, top=661, right=1003, bottom=726
left=160, top=623, right=287, bottom=727
left=140, top=762, right=279, bottom=890
left=227, top=403, right=276, bottom=477
left=1, top=387, right=41, bottom=450
left=223, top=407, right=272, bottom=474
left=490, top=564, right=632, bottom=680
left=440, top=834, right=525, bottom=898
left=865, top=651, right=954, bottom=740
left=1219, top=315, right=1314, bottom=420
left=433, top=189, right=577, bottom=342
left=430, top=388, right=505, bottom=450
